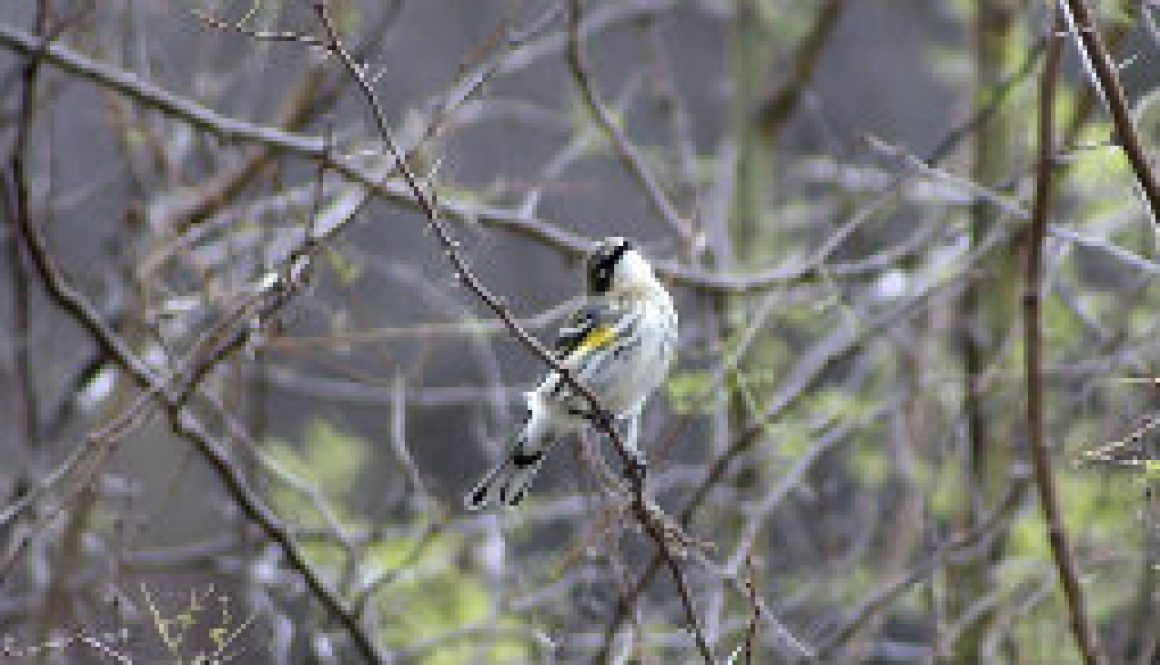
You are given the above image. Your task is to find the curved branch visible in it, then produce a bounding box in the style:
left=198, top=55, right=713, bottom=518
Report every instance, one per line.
left=1023, top=15, right=1104, bottom=665
left=12, top=166, right=386, bottom=665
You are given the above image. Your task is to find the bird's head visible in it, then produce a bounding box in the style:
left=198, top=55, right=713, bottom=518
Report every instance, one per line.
left=585, top=237, right=657, bottom=296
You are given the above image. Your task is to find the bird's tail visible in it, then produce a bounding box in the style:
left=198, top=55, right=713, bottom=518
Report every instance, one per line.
left=464, top=447, right=547, bottom=510
left=466, top=398, right=555, bottom=510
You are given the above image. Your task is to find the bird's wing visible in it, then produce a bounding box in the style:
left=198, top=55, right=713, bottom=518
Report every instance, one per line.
left=551, top=301, right=619, bottom=364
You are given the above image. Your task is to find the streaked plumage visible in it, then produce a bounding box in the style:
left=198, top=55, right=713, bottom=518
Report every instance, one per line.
left=466, top=237, right=677, bottom=509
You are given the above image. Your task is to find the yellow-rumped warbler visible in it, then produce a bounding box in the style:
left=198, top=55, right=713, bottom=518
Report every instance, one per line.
left=466, top=237, right=678, bottom=509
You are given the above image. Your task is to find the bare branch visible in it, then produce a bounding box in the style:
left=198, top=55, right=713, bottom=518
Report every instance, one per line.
left=1023, top=13, right=1105, bottom=665
left=567, top=0, right=692, bottom=247
left=1059, top=0, right=1160, bottom=223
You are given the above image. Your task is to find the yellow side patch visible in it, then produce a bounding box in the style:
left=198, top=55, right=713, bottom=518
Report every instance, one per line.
left=574, top=326, right=616, bottom=355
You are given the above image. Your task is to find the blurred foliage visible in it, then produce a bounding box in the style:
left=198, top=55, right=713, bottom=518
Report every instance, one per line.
left=266, top=420, right=532, bottom=663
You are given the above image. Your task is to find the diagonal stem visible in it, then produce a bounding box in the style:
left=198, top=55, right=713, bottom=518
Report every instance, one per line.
left=1059, top=0, right=1160, bottom=222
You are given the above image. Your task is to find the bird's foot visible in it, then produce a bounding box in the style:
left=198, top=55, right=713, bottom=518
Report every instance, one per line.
left=624, top=454, right=648, bottom=487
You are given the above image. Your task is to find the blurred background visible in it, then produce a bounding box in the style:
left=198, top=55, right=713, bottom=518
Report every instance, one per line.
left=1, top=0, right=1159, bottom=662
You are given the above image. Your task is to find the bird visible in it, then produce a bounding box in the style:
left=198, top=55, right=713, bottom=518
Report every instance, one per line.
left=465, top=237, right=678, bottom=510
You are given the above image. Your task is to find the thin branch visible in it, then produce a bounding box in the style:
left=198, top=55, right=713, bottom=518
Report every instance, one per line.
left=862, top=134, right=1160, bottom=280
left=497, top=0, right=676, bottom=75
left=0, top=21, right=942, bottom=294
left=816, top=477, right=1028, bottom=657
left=389, top=372, right=434, bottom=508
left=1023, top=14, right=1104, bottom=665
left=566, top=0, right=692, bottom=245
left=755, top=0, right=847, bottom=143
left=0, top=32, right=386, bottom=653
left=1059, top=0, right=1160, bottom=223
left=0, top=22, right=325, bottom=152
left=1, top=0, right=52, bottom=460
left=14, top=216, right=387, bottom=663
left=742, top=556, right=760, bottom=665
left=190, top=7, right=328, bottom=48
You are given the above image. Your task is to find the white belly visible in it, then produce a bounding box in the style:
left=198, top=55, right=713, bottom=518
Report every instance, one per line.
left=579, top=296, right=677, bottom=417
left=531, top=291, right=677, bottom=427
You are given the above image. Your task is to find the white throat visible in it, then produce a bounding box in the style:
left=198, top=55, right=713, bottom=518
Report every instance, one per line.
left=614, top=250, right=664, bottom=296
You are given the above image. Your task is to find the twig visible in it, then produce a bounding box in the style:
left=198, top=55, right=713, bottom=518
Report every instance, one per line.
left=1023, top=14, right=1104, bottom=665
left=862, top=132, right=1160, bottom=281
left=267, top=297, right=574, bottom=349
left=2, top=0, right=51, bottom=462
left=1, top=27, right=385, bottom=653
left=390, top=371, right=433, bottom=508
left=518, top=69, right=644, bottom=219
left=498, top=0, right=675, bottom=75
left=13, top=206, right=388, bottom=663
left=14, top=184, right=386, bottom=664
left=0, top=21, right=932, bottom=294
left=1059, top=0, right=1160, bottom=223
left=723, top=408, right=890, bottom=576
left=566, top=0, right=692, bottom=245
left=644, top=19, right=703, bottom=244
left=191, top=7, right=327, bottom=48
left=755, top=0, right=847, bottom=144
left=742, top=556, right=760, bottom=665
left=817, top=477, right=1028, bottom=657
